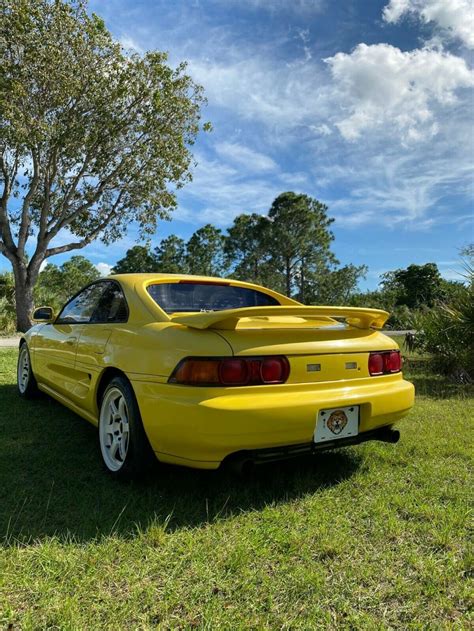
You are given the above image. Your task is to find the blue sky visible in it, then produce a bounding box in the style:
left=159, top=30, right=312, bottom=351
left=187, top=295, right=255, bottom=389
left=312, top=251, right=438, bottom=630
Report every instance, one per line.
left=5, top=0, right=474, bottom=288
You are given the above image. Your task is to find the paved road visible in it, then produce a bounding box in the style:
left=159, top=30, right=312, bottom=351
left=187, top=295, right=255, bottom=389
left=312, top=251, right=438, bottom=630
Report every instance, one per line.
left=0, top=337, right=21, bottom=347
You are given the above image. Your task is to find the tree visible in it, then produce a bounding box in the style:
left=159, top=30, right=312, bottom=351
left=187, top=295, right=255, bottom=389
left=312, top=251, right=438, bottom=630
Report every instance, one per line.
left=0, top=0, right=208, bottom=330
left=35, top=255, right=100, bottom=310
left=186, top=224, right=227, bottom=277
left=112, top=246, right=156, bottom=274
left=224, top=213, right=277, bottom=286
left=306, top=264, right=368, bottom=305
left=154, top=235, right=187, bottom=274
left=381, top=263, right=444, bottom=309
left=267, top=192, right=336, bottom=299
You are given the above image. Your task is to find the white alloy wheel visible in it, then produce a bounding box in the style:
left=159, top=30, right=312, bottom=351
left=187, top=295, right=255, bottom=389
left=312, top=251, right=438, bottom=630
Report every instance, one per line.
left=18, top=345, right=30, bottom=394
left=99, top=386, right=130, bottom=472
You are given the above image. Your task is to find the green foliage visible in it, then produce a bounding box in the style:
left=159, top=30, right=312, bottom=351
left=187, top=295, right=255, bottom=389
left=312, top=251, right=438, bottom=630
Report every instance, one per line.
left=0, top=271, right=16, bottom=333
left=224, top=213, right=275, bottom=286
left=381, top=263, right=444, bottom=309
left=186, top=224, right=227, bottom=277
left=112, top=246, right=157, bottom=274
left=0, top=0, right=208, bottom=329
left=35, top=256, right=100, bottom=311
left=223, top=194, right=366, bottom=303
left=411, top=263, right=474, bottom=379
left=267, top=192, right=336, bottom=298
left=154, top=235, right=187, bottom=274
left=305, top=264, right=368, bottom=305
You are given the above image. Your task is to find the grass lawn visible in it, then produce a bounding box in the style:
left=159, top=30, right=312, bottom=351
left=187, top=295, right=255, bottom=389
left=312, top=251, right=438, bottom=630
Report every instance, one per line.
left=0, top=346, right=472, bottom=629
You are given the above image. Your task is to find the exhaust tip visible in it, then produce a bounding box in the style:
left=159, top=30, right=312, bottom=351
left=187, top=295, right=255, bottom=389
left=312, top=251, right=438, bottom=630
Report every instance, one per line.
left=227, top=457, right=256, bottom=477
left=378, top=428, right=400, bottom=444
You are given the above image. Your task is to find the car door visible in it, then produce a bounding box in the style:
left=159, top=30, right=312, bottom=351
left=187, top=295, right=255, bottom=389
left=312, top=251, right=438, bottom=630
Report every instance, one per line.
left=34, top=282, right=110, bottom=400
left=73, top=280, right=129, bottom=411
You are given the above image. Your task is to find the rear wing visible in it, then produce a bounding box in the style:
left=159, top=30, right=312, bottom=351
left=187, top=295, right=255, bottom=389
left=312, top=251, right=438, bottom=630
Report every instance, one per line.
left=171, top=305, right=389, bottom=330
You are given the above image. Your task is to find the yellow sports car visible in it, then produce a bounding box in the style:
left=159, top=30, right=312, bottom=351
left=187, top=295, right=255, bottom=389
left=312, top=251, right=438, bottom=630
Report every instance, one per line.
left=18, top=274, right=415, bottom=478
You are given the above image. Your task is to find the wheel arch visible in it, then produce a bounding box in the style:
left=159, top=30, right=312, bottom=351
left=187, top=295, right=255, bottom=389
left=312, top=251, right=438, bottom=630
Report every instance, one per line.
left=96, top=367, right=132, bottom=409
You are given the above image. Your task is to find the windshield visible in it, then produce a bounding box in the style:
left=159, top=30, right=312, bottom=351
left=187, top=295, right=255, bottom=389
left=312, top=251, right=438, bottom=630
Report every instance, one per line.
left=147, top=282, right=280, bottom=313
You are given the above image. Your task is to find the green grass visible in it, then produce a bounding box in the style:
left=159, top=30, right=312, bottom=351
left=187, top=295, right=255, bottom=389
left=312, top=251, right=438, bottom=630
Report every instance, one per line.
left=0, top=348, right=472, bottom=629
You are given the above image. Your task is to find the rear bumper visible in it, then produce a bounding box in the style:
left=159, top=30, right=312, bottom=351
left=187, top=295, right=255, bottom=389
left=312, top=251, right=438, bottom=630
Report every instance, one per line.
left=225, top=426, right=401, bottom=471
left=131, top=375, right=415, bottom=469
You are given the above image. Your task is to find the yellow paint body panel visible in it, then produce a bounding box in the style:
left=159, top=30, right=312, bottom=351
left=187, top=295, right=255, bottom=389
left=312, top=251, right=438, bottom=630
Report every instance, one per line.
left=22, top=273, right=415, bottom=470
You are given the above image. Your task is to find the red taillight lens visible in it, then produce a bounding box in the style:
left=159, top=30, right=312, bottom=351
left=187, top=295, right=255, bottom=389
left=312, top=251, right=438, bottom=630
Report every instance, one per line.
left=169, top=356, right=290, bottom=386
left=384, top=351, right=401, bottom=373
left=219, top=358, right=249, bottom=385
left=369, top=351, right=401, bottom=376
left=261, top=357, right=289, bottom=383
left=368, top=353, right=384, bottom=376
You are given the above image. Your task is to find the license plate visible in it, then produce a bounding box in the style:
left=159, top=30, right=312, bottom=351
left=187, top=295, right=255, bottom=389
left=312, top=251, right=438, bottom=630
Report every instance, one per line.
left=314, top=405, right=359, bottom=443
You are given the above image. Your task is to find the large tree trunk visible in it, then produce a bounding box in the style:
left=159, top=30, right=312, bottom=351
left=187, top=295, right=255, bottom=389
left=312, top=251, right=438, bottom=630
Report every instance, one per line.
left=11, top=258, right=39, bottom=332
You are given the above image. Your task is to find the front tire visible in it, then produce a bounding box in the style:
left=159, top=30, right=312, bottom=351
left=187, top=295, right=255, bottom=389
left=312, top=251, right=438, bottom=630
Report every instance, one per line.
left=98, top=376, right=155, bottom=480
left=17, top=344, right=39, bottom=398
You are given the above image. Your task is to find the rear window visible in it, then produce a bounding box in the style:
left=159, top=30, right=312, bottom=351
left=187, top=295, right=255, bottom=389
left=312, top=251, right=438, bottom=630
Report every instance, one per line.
left=147, top=282, right=280, bottom=313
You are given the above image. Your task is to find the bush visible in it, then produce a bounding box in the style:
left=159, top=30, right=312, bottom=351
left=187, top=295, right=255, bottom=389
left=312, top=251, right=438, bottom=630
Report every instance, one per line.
left=0, top=296, right=17, bottom=335
left=411, top=263, right=474, bottom=380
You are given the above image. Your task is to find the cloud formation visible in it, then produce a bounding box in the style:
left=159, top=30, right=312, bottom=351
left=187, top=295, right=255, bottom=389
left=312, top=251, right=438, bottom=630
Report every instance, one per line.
left=383, top=0, right=474, bottom=49
left=325, top=43, right=473, bottom=141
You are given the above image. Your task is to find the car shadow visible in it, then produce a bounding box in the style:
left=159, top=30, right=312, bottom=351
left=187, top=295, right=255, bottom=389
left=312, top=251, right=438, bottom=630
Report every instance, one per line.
left=0, top=384, right=363, bottom=545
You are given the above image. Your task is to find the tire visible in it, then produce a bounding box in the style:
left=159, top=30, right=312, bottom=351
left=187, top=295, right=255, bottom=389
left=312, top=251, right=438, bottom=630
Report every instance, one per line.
left=17, top=343, right=39, bottom=398
left=98, top=375, right=155, bottom=480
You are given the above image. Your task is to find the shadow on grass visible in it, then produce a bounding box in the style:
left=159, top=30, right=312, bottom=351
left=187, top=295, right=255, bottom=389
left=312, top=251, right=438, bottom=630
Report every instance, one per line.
left=0, top=384, right=362, bottom=545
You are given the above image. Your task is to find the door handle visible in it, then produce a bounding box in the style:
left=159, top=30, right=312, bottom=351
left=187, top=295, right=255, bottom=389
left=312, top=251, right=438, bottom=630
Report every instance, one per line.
left=65, top=337, right=77, bottom=346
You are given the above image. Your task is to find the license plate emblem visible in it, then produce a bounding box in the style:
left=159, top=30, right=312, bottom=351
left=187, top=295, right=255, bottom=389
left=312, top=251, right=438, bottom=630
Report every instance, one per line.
left=314, top=406, right=359, bottom=443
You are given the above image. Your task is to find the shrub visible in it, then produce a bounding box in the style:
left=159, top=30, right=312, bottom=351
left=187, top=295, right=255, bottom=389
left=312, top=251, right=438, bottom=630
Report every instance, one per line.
left=411, top=263, right=474, bottom=380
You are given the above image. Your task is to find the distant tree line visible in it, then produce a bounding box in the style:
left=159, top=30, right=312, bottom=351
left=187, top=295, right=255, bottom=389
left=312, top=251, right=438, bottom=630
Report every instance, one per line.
left=113, top=192, right=368, bottom=305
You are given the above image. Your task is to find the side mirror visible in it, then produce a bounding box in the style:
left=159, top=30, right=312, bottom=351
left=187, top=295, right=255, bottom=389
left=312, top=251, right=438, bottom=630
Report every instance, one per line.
left=32, top=306, right=55, bottom=323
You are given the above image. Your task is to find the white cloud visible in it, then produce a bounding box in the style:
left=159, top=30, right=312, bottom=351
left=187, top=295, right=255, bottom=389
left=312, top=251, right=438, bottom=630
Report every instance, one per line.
left=96, top=262, right=113, bottom=276
left=188, top=55, right=330, bottom=132
left=178, top=153, right=280, bottom=225
left=383, top=0, right=474, bottom=48
left=324, top=43, right=473, bottom=141
left=215, top=142, right=277, bottom=172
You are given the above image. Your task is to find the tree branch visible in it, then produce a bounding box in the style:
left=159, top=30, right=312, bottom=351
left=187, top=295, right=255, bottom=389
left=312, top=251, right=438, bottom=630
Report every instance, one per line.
left=44, top=189, right=125, bottom=258
left=0, top=154, right=17, bottom=254
left=17, top=149, right=40, bottom=253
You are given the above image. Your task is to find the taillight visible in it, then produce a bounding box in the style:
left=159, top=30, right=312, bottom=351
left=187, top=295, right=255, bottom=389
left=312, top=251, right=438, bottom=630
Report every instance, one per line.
left=219, top=359, right=249, bottom=385
left=368, top=353, right=384, bottom=376
left=384, top=351, right=402, bottom=373
left=369, top=351, right=401, bottom=376
left=169, top=356, right=290, bottom=386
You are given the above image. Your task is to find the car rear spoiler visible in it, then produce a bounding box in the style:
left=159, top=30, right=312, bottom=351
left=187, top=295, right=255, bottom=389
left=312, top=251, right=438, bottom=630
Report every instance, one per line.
left=171, top=306, right=389, bottom=330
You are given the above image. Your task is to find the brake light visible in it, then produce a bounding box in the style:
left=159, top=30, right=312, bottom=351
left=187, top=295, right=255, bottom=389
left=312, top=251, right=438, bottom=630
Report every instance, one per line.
left=384, top=351, right=402, bottom=373
left=219, top=358, right=249, bottom=385
left=369, top=351, right=401, bottom=376
left=169, top=356, right=290, bottom=386
left=368, top=353, right=384, bottom=375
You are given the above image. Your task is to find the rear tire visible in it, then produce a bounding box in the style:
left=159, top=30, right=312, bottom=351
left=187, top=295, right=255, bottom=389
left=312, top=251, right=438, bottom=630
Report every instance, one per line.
left=98, top=375, right=155, bottom=480
left=17, top=344, right=39, bottom=398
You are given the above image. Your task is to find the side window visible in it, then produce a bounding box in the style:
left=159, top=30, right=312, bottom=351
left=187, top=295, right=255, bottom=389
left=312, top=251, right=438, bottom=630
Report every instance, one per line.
left=56, top=284, right=108, bottom=324
left=90, top=282, right=128, bottom=324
